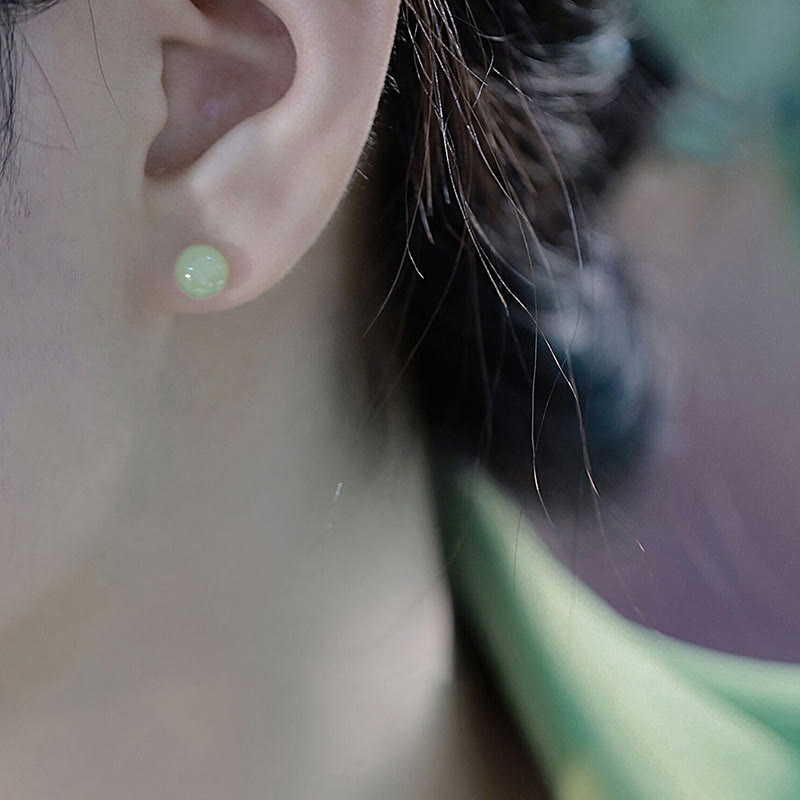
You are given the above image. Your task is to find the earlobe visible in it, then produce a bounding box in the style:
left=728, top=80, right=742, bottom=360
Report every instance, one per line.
left=133, top=0, right=401, bottom=316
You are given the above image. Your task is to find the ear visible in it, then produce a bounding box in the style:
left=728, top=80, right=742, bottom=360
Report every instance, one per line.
left=134, top=0, right=401, bottom=315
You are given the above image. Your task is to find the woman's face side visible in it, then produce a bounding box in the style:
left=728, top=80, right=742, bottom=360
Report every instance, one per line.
left=0, top=0, right=400, bottom=625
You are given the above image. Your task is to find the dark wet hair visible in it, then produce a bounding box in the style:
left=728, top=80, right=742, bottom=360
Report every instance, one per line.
left=1, top=0, right=667, bottom=500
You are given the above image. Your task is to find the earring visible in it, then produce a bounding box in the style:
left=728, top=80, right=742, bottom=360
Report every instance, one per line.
left=174, top=245, right=229, bottom=299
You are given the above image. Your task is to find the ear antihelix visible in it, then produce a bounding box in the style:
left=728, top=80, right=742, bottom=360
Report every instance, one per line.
left=144, top=0, right=295, bottom=177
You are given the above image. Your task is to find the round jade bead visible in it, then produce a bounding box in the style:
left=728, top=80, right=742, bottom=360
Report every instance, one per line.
left=174, top=245, right=229, bottom=299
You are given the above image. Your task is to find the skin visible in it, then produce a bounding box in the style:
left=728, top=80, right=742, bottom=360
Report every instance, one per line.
left=1, top=0, right=550, bottom=795
left=0, top=0, right=510, bottom=796
left=11, top=0, right=795, bottom=794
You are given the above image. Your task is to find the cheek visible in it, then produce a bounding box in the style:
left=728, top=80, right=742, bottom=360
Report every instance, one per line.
left=0, top=257, right=162, bottom=634
left=0, top=158, right=164, bottom=633
left=0, top=352, right=138, bottom=634
left=0, top=0, right=174, bottom=624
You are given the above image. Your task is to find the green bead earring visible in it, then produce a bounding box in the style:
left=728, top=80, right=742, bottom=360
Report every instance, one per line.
left=174, top=245, right=229, bottom=299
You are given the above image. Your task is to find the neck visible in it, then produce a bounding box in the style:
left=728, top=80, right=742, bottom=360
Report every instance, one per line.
left=0, top=185, right=453, bottom=797
left=123, top=184, right=379, bottom=534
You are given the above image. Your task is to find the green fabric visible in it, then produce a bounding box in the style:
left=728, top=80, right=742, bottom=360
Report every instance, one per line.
left=434, top=466, right=800, bottom=800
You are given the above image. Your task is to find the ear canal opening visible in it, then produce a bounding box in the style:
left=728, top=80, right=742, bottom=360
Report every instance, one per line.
left=144, top=0, right=295, bottom=178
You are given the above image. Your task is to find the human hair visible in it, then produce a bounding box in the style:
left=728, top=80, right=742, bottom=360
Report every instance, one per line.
left=373, top=0, right=666, bottom=498
left=0, top=0, right=666, bottom=497
left=0, top=1, right=61, bottom=183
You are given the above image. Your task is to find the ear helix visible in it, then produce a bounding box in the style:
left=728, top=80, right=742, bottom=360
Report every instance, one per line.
left=174, top=244, right=229, bottom=298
